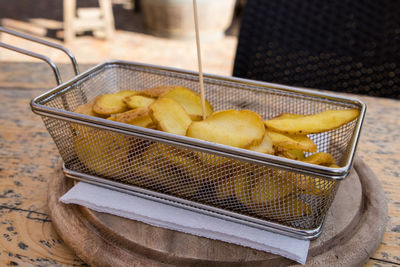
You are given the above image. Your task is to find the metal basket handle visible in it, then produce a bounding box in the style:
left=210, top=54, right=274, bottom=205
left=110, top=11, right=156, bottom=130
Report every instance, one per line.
left=0, top=26, right=80, bottom=85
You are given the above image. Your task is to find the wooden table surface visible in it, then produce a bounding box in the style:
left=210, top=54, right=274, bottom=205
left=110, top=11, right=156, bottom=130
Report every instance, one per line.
left=0, top=62, right=399, bottom=266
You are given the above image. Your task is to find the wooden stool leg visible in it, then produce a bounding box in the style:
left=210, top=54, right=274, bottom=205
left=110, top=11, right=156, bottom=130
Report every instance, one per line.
left=99, top=0, right=115, bottom=40
left=63, top=0, right=76, bottom=43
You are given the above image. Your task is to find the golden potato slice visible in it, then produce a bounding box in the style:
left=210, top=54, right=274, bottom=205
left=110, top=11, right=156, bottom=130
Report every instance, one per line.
left=266, top=129, right=317, bottom=152
left=124, top=95, right=155, bottom=109
left=92, top=90, right=137, bottom=116
left=293, top=175, right=336, bottom=197
left=93, top=94, right=128, bottom=115
left=139, top=86, right=175, bottom=98
left=187, top=110, right=265, bottom=148
left=251, top=176, right=295, bottom=205
left=149, top=97, right=192, bottom=135
left=232, top=169, right=295, bottom=209
left=302, top=152, right=337, bottom=166
left=160, top=145, right=205, bottom=182
left=253, top=196, right=312, bottom=219
left=73, top=131, right=130, bottom=178
left=162, top=86, right=213, bottom=121
left=192, top=151, right=238, bottom=175
left=108, top=107, right=154, bottom=128
left=141, top=143, right=201, bottom=197
left=72, top=103, right=109, bottom=131
left=248, top=132, right=274, bottom=154
left=74, top=102, right=99, bottom=117
left=73, top=102, right=110, bottom=129
left=264, top=109, right=360, bottom=135
left=276, top=149, right=305, bottom=161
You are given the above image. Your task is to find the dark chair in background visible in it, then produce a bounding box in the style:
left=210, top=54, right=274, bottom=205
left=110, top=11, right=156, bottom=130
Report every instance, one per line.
left=233, top=0, right=400, bottom=99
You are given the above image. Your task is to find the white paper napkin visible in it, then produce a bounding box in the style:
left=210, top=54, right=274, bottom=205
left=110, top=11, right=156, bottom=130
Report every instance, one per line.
left=60, top=182, right=309, bottom=264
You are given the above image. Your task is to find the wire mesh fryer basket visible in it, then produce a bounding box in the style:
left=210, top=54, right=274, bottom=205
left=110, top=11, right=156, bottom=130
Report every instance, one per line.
left=31, top=60, right=365, bottom=239
left=1, top=24, right=365, bottom=240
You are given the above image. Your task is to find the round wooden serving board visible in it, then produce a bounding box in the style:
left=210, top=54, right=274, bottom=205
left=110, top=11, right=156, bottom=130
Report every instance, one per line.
left=48, top=158, right=387, bottom=266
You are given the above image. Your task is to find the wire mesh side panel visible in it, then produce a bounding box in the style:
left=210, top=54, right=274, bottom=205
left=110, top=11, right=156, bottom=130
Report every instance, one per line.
left=40, top=116, right=340, bottom=230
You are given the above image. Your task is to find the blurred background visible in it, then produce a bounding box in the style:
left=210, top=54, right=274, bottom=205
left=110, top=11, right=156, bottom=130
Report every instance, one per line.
left=0, top=0, right=245, bottom=77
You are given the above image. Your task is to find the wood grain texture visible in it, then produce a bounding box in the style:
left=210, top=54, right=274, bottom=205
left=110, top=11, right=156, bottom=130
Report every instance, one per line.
left=0, top=62, right=399, bottom=266
left=0, top=85, right=85, bottom=266
left=47, top=158, right=386, bottom=267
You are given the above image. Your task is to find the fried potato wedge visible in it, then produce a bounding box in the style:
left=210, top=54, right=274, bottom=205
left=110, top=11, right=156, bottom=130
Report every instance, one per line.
left=73, top=131, right=130, bottom=177
left=276, top=149, right=305, bottom=161
left=139, top=86, right=175, bottom=98
left=74, top=102, right=98, bottom=117
left=148, top=144, right=206, bottom=182
left=124, top=95, right=155, bottom=109
left=253, top=196, right=312, bottom=219
left=302, top=152, right=337, bottom=167
left=72, top=103, right=109, bottom=131
left=108, top=107, right=154, bottom=128
left=192, top=151, right=235, bottom=172
left=141, top=143, right=201, bottom=197
left=187, top=110, right=265, bottom=148
left=92, top=90, right=138, bottom=116
left=73, top=102, right=109, bottom=120
left=143, top=143, right=201, bottom=178
left=232, top=170, right=295, bottom=208
left=248, top=132, right=274, bottom=154
left=266, top=129, right=317, bottom=152
left=265, top=109, right=360, bottom=135
left=149, top=97, right=192, bottom=135
left=93, top=94, right=128, bottom=115
left=293, top=175, right=336, bottom=196
left=162, top=86, right=213, bottom=121
left=251, top=176, right=295, bottom=204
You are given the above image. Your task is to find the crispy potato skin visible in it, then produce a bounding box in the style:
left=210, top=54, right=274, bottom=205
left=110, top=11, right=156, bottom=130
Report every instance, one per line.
left=265, top=109, right=360, bottom=135
left=124, top=95, right=155, bottom=109
left=139, top=86, right=175, bottom=98
left=302, top=152, right=337, bottom=166
left=266, top=129, right=317, bottom=152
left=93, top=94, right=128, bottom=115
left=74, top=102, right=108, bottom=118
left=108, top=107, right=154, bottom=128
left=92, top=91, right=137, bottom=116
left=248, top=132, right=275, bottom=154
left=275, top=149, right=305, bottom=160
